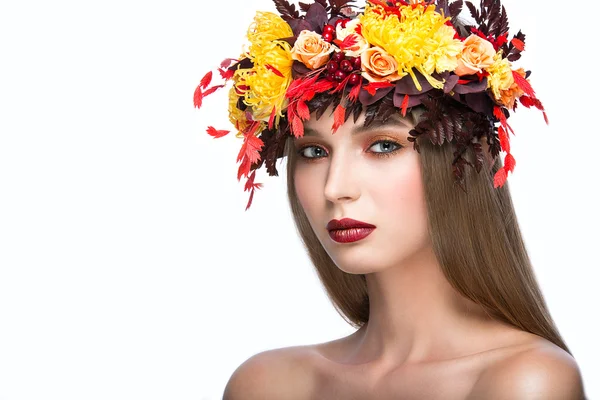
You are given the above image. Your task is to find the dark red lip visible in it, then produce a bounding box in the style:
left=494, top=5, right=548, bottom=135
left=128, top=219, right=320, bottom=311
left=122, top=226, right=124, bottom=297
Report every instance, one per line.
left=327, top=218, right=376, bottom=231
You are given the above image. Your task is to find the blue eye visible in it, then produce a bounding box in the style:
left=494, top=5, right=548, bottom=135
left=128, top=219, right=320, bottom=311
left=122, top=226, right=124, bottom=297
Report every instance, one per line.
left=297, top=140, right=402, bottom=160
left=370, top=140, right=401, bottom=154
left=298, top=146, right=327, bottom=159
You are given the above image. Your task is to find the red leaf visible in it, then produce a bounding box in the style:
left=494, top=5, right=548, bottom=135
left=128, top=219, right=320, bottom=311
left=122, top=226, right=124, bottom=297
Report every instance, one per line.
left=493, top=166, right=507, bottom=188
left=237, top=132, right=264, bottom=164
left=193, top=85, right=203, bottom=108
left=245, top=188, right=255, bottom=211
left=498, top=125, right=510, bottom=153
left=286, top=76, right=320, bottom=100
left=297, top=101, right=310, bottom=120
left=268, top=107, right=277, bottom=130
left=495, top=33, right=508, bottom=48
left=354, top=23, right=362, bottom=36
left=206, top=126, right=230, bottom=138
left=244, top=170, right=260, bottom=192
left=289, top=110, right=305, bottom=138
left=245, top=134, right=264, bottom=164
left=237, top=157, right=251, bottom=181
left=200, top=71, right=213, bottom=89
left=219, top=68, right=235, bottom=80
left=364, top=81, right=394, bottom=96
left=334, top=34, right=359, bottom=51
left=266, top=64, right=284, bottom=78
left=348, top=82, right=361, bottom=102
left=512, top=70, right=535, bottom=97
left=203, top=84, right=225, bottom=97
left=400, top=94, right=409, bottom=117
left=504, top=153, right=516, bottom=173
left=511, top=37, right=525, bottom=51
left=493, top=106, right=507, bottom=127
left=332, top=103, right=346, bottom=133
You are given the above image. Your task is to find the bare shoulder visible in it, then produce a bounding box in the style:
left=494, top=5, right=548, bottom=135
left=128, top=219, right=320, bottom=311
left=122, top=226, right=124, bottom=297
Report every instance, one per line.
left=469, top=340, right=586, bottom=400
left=222, top=345, right=316, bottom=400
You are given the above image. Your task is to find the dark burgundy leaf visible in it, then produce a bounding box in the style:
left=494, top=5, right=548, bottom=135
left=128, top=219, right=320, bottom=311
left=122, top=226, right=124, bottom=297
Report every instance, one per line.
left=305, top=2, right=329, bottom=32
left=394, top=71, right=434, bottom=95
left=443, top=74, right=460, bottom=93
left=358, top=85, right=394, bottom=105
left=289, top=19, right=313, bottom=36
left=452, top=77, right=488, bottom=94
left=272, top=0, right=301, bottom=22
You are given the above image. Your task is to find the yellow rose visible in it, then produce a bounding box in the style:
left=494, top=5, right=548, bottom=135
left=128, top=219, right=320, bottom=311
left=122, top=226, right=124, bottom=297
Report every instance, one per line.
left=487, top=51, right=514, bottom=101
left=361, top=46, right=403, bottom=82
left=455, top=34, right=496, bottom=76
left=335, top=19, right=369, bottom=57
left=291, top=30, right=337, bottom=69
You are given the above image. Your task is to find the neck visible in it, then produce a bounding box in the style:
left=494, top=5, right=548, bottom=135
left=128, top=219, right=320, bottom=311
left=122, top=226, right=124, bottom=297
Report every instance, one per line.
left=347, top=245, right=502, bottom=367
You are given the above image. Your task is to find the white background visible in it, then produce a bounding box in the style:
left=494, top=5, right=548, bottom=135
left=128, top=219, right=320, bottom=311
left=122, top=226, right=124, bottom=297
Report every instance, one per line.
left=0, top=0, right=597, bottom=399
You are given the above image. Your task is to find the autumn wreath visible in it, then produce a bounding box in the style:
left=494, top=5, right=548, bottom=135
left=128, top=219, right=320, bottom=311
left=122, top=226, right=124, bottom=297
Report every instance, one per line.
left=193, top=0, right=546, bottom=210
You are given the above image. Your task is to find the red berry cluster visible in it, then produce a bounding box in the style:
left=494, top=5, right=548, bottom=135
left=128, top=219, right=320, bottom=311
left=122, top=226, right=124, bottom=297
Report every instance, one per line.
left=325, top=51, right=363, bottom=85
left=321, top=20, right=349, bottom=43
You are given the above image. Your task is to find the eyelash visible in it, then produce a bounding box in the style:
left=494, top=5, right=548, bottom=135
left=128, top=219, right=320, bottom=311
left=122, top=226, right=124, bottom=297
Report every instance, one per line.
left=296, top=139, right=403, bottom=162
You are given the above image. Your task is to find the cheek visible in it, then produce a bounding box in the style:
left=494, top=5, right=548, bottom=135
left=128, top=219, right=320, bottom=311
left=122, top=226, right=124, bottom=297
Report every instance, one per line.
left=375, top=155, right=428, bottom=236
left=293, top=166, right=325, bottom=222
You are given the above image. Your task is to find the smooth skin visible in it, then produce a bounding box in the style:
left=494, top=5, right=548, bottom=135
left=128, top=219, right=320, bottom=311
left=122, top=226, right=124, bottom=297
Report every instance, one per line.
left=223, top=109, right=585, bottom=399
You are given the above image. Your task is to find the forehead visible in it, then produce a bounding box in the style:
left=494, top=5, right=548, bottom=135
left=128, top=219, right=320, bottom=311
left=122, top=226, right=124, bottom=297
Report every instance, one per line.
left=299, top=113, right=414, bottom=138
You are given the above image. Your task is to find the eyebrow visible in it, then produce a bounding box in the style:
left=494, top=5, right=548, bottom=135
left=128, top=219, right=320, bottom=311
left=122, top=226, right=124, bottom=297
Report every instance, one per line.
left=301, top=115, right=412, bottom=138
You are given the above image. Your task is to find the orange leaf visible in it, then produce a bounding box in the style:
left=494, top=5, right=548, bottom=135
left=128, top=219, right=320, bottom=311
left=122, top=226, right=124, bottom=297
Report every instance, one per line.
left=332, top=103, right=346, bottom=133
left=511, top=37, right=525, bottom=51
left=206, top=126, right=230, bottom=138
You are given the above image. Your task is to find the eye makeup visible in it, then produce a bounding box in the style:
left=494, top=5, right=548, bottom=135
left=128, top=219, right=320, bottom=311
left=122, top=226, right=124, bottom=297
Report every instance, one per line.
left=295, top=134, right=404, bottom=163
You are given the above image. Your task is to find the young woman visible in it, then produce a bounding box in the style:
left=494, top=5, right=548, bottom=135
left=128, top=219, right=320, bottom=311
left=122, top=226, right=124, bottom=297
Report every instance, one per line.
left=194, top=0, right=586, bottom=398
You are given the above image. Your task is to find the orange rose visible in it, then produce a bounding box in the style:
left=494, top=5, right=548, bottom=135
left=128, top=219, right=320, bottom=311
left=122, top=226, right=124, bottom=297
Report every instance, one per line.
left=361, top=46, right=403, bottom=82
left=291, top=30, right=337, bottom=69
left=498, top=68, right=526, bottom=109
left=455, top=34, right=496, bottom=76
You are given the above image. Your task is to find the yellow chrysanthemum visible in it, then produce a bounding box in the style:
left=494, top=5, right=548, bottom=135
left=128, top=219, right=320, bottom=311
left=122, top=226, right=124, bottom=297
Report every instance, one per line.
left=228, top=85, right=249, bottom=135
left=239, top=11, right=294, bottom=122
left=486, top=51, right=515, bottom=101
left=247, top=11, right=294, bottom=55
left=359, top=3, right=463, bottom=90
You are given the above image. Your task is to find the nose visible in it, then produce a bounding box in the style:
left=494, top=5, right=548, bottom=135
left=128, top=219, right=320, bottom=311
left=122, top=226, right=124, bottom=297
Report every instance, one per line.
left=323, top=150, right=361, bottom=203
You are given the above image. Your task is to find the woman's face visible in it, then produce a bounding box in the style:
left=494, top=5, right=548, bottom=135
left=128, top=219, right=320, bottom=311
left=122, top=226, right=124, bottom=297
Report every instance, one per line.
left=292, top=109, right=432, bottom=274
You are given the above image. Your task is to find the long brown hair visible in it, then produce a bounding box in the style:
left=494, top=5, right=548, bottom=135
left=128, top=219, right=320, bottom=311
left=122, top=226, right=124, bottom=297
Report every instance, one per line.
left=283, top=109, right=572, bottom=356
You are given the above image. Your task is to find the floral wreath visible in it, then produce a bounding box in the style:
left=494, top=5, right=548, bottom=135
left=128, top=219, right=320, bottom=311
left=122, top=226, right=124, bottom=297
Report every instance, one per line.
left=193, top=0, right=547, bottom=210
